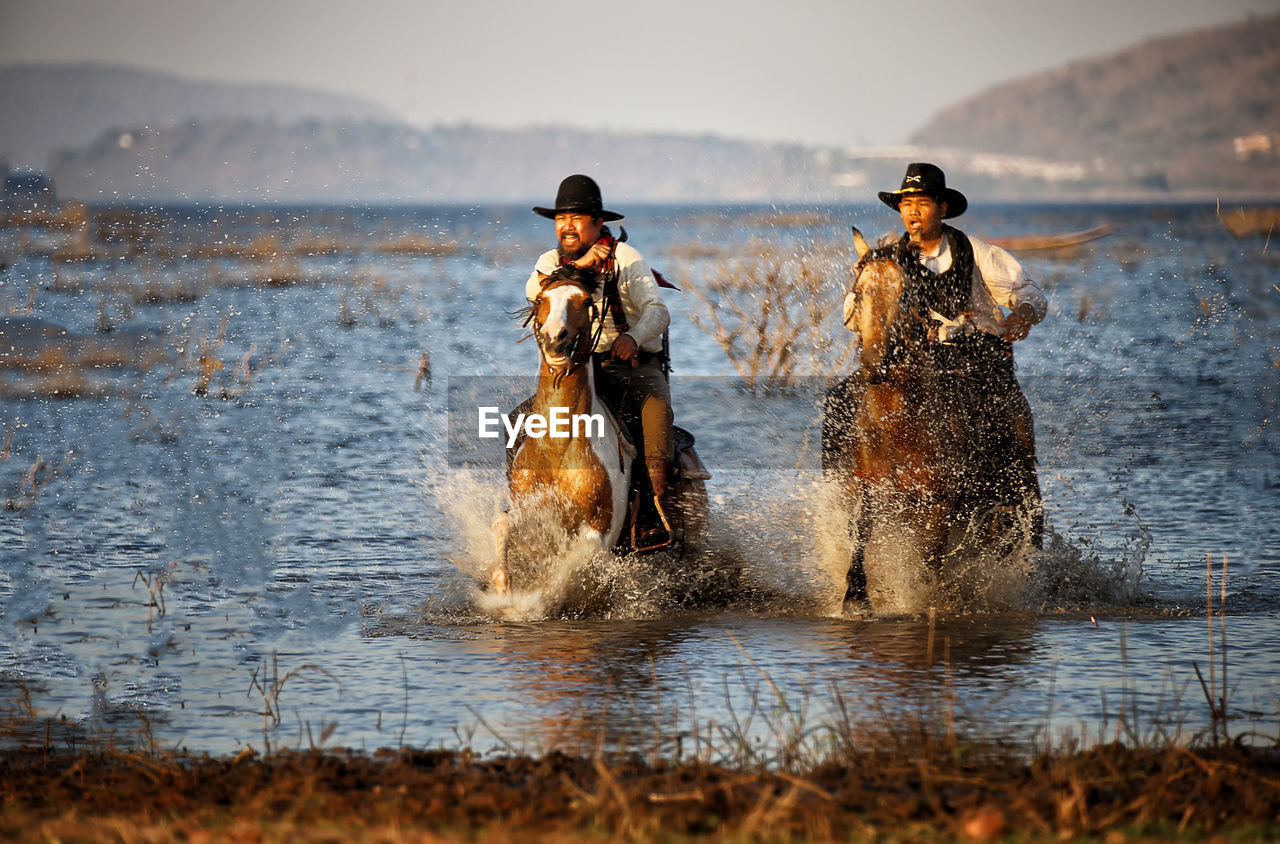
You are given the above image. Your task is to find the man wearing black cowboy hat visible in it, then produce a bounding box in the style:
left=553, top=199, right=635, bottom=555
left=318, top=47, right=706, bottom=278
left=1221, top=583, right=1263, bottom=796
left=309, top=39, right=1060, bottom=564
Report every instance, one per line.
left=825, top=162, right=1047, bottom=564
left=526, top=174, right=675, bottom=498
left=870, top=162, right=1045, bottom=345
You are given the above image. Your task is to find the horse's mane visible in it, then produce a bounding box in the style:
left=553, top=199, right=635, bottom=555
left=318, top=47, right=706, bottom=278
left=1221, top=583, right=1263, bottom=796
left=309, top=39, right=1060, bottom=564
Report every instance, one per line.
left=854, top=238, right=930, bottom=320
left=540, top=264, right=601, bottom=294
left=854, top=237, right=917, bottom=277
left=513, top=264, right=601, bottom=330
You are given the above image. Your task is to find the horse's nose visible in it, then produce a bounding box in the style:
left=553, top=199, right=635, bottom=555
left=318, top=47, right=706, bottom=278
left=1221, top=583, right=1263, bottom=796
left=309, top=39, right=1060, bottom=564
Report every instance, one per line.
left=542, top=324, right=569, bottom=352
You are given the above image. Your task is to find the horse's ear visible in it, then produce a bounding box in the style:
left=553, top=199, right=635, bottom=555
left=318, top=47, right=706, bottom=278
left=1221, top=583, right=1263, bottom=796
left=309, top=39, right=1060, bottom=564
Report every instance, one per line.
left=851, top=226, right=870, bottom=259
left=536, top=271, right=551, bottom=289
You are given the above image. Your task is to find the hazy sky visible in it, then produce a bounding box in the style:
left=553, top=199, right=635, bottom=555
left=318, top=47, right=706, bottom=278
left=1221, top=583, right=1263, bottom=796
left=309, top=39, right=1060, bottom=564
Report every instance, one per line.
left=4, top=0, right=1279, bottom=147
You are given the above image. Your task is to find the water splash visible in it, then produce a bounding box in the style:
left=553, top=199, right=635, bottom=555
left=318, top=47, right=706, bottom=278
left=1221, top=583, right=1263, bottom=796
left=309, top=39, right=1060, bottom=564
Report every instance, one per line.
left=431, top=462, right=1150, bottom=623
left=810, top=475, right=1147, bottom=616
left=430, top=471, right=661, bottom=621
left=1029, top=516, right=1147, bottom=609
left=431, top=466, right=844, bottom=621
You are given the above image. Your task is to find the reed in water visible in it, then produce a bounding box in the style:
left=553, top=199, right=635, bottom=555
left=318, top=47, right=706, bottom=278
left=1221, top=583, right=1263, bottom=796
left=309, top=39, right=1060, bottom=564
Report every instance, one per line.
left=2, top=616, right=1274, bottom=844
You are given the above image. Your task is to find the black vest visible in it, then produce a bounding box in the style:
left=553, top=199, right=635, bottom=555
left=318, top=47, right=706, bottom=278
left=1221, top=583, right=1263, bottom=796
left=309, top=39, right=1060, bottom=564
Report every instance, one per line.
left=863, top=225, right=975, bottom=321
left=912, top=225, right=975, bottom=320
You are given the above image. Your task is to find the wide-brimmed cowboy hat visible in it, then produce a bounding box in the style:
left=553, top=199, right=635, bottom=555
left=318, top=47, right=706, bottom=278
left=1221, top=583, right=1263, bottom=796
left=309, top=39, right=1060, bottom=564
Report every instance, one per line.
left=878, top=162, right=967, bottom=219
left=533, top=174, right=624, bottom=221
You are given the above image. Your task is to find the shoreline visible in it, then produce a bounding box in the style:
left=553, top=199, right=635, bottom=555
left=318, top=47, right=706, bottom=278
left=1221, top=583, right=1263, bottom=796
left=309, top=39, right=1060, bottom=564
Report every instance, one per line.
left=3, top=737, right=1278, bottom=842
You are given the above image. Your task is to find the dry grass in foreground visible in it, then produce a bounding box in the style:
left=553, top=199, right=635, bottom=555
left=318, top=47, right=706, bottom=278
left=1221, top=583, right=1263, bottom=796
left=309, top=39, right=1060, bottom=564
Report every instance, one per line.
left=2, top=730, right=1277, bottom=843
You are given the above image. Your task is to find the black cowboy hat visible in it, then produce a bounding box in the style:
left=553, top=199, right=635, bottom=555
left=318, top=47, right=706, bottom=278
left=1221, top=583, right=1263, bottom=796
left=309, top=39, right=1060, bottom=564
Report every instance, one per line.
left=533, top=174, right=624, bottom=222
left=878, top=162, right=967, bottom=219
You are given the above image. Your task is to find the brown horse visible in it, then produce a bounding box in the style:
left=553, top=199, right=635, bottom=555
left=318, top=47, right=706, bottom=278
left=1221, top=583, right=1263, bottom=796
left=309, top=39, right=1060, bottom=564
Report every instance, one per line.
left=822, top=228, right=1041, bottom=613
left=489, top=266, right=633, bottom=594
left=489, top=264, right=715, bottom=602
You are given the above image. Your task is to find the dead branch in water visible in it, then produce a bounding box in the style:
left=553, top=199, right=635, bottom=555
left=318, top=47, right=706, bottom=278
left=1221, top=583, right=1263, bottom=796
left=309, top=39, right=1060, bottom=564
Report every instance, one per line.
left=682, top=241, right=855, bottom=391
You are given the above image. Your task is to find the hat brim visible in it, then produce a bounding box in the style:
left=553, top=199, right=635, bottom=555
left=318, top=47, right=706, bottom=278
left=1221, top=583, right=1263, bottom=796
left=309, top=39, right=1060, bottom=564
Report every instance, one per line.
left=878, top=188, right=967, bottom=219
left=532, top=206, right=624, bottom=222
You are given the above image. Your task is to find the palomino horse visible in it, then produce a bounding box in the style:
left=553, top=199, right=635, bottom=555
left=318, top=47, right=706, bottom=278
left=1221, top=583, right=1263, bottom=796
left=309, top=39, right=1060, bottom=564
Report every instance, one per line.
left=489, top=265, right=633, bottom=594
left=824, top=228, right=1036, bottom=613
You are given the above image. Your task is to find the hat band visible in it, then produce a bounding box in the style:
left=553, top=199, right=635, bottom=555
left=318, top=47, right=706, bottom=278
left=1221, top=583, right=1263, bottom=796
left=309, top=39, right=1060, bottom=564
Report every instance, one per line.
left=557, top=202, right=601, bottom=213
left=892, top=187, right=939, bottom=198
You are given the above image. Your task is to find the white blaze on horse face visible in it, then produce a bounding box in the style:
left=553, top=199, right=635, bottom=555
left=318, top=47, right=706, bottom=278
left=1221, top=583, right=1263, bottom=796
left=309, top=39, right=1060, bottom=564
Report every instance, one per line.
left=537, top=285, right=584, bottom=365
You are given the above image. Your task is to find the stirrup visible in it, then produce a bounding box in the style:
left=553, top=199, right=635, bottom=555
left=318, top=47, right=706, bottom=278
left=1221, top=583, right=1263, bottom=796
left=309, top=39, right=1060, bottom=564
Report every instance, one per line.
left=631, top=493, right=674, bottom=552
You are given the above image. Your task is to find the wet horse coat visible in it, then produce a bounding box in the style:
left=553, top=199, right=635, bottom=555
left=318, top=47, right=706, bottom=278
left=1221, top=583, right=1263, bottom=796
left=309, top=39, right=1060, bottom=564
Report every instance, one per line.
left=824, top=230, right=977, bottom=612
left=490, top=268, right=632, bottom=593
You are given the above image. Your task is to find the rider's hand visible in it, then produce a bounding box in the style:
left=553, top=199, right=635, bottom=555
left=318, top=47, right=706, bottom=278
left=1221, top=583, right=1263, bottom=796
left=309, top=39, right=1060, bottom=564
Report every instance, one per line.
left=1001, top=303, right=1037, bottom=342
left=573, top=241, right=612, bottom=270
left=611, top=333, right=638, bottom=361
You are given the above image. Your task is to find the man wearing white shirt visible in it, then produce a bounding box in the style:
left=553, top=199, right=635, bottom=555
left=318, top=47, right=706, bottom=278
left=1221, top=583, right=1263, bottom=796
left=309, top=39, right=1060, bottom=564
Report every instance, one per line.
left=825, top=163, right=1046, bottom=559
left=526, top=174, right=674, bottom=499
left=877, top=164, right=1046, bottom=344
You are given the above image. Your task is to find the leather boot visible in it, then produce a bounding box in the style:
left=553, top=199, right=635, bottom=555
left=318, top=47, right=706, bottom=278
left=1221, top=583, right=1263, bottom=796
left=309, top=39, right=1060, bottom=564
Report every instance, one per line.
left=646, top=457, right=671, bottom=499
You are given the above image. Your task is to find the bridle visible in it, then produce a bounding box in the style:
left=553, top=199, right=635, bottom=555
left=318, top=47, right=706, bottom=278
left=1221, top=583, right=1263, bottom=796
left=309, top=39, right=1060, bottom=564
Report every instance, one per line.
left=524, top=270, right=604, bottom=388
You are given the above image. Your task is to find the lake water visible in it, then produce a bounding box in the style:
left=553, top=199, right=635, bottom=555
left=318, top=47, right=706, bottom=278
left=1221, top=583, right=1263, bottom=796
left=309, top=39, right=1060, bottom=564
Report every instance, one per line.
left=1, top=202, right=1277, bottom=758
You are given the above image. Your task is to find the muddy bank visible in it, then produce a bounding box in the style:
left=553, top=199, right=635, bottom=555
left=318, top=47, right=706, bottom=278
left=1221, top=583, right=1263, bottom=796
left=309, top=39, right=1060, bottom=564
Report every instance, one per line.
left=2, top=741, right=1277, bottom=843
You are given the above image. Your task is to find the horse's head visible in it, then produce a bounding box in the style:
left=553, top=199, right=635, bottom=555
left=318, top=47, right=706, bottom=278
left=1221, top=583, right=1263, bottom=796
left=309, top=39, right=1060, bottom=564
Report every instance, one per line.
left=849, top=228, right=927, bottom=383
left=529, top=265, right=601, bottom=370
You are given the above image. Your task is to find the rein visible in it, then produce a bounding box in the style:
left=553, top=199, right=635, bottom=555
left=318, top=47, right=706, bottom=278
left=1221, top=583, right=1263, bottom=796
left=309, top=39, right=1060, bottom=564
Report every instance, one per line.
left=526, top=273, right=604, bottom=388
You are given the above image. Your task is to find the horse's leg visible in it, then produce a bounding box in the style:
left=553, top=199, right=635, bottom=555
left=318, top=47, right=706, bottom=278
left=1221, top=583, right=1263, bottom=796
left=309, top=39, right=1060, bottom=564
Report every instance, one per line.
left=862, top=517, right=930, bottom=615
left=504, top=395, right=535, bottom=482
left=823, top=377, right=869, bottom=600
left=1005, top=387, right=1044, bottom=549
left=846, top=503, right=870, bottom=601
left=916, top=494, right=957, bottom=576
left=862, top=493, right=952, bottom=614
left=489, top=511, right=511, bottom=593
left=974, top=374, right=1042, bottom=551
left=822, top=375, right=864, bottom=476
left=954, top=340, right=1044, bottom=551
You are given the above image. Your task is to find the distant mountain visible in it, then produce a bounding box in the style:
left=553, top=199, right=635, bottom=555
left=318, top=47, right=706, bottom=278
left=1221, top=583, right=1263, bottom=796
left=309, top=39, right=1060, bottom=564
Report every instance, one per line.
left=0, top=62, right=397, bottom=169
left=909, top=13, right=1280, bottom=195
left=11, top=12, right=1280, bottom=206
left=46, top=119, right=874, bottom=204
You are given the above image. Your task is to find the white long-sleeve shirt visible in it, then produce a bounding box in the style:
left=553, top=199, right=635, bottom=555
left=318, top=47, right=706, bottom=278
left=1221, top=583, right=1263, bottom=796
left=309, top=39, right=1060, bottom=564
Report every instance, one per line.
left=842, top=233, right=1048, bottom=341
left=526, top=241, right=670, bottom=353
